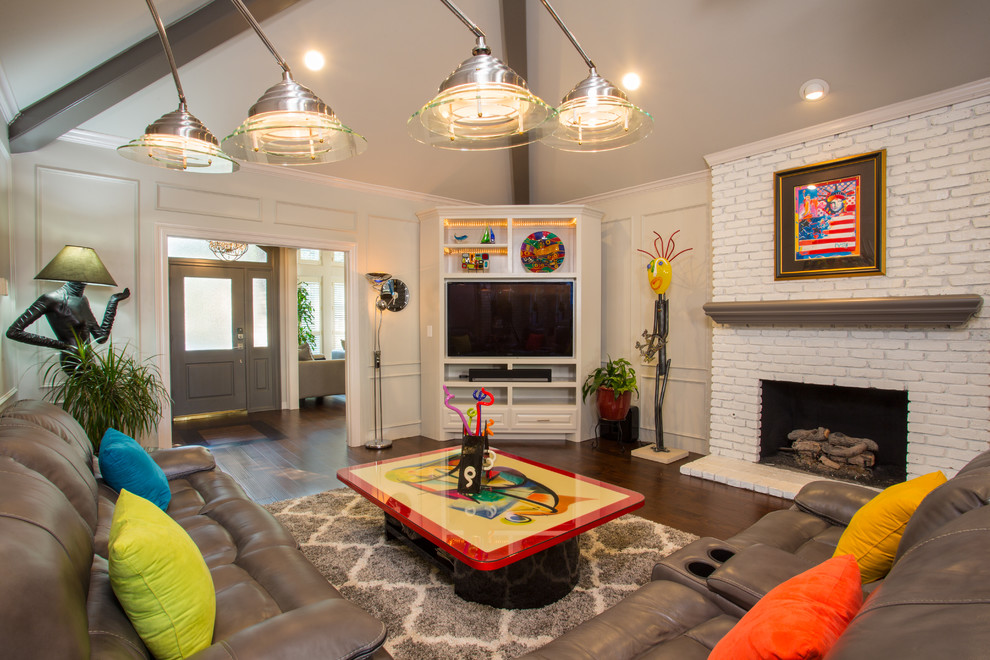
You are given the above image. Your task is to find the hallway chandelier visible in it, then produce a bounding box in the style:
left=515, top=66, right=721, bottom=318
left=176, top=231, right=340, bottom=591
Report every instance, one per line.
left=208, top=240, right=249, bottom=261
left=117, top=0, right=238, bottom=173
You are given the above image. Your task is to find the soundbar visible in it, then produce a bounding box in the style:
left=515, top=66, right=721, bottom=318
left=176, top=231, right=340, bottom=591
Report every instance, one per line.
left=468, top=368, right=552, bottom=382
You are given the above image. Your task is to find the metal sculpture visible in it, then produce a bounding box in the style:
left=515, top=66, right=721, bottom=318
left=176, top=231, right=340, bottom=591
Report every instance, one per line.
left=6, top=246, right=129, bottom=371
left=635, top=230, right=692, bottom=454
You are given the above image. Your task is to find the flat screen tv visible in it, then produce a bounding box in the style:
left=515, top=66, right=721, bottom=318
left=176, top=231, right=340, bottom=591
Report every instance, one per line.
left=446, top=280, right=574, bottom=358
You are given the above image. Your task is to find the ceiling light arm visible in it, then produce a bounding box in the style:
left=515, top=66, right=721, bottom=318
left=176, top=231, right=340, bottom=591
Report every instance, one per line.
left=439, top=0, right=491, bottom=54
left=144, top=0, right=188, bottom=106
left=228, top=0, right=291, bottom=73
left=539, top=0, right=596, bottom=72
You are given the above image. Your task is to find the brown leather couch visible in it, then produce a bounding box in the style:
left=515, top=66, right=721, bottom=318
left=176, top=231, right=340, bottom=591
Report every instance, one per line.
left=519, top=450, right=990, bottom=659
left=0, top=399, right=389, bottom=659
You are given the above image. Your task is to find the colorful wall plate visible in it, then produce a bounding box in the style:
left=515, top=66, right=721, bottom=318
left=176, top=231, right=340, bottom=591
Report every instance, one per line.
left=520, top=231, right=565, bottom=272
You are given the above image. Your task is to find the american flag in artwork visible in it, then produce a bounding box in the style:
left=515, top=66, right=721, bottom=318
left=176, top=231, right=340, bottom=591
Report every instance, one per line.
left=794, top=176, right=860, bottom=260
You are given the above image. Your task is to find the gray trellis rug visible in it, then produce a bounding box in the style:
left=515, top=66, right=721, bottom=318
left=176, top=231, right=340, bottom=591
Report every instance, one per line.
left=264, top=488, right=697, bottom=660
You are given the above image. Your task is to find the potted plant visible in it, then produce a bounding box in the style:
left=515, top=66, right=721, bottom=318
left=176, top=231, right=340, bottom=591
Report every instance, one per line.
left=297, top=283, right=317, bottom=349
left=43, top=339, right=170, bottom=451
left=582, top=356, right=639, bottom=421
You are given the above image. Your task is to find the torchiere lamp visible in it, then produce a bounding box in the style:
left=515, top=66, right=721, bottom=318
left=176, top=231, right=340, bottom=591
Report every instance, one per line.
left=6, top=246, right=130, bottom=370
left=365, top=272, right=410, bottom=449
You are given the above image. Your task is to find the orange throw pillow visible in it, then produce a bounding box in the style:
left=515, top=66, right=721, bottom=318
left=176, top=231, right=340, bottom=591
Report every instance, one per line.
left=709, top=554, right=863, bottom=660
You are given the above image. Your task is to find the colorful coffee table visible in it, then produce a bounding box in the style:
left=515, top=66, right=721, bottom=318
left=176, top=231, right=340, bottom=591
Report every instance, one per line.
left=337, top=446, right=644, bottom=608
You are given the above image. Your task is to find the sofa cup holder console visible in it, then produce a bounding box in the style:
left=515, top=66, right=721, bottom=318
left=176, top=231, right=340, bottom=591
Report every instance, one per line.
left=653, top=537, right=739, bottom=590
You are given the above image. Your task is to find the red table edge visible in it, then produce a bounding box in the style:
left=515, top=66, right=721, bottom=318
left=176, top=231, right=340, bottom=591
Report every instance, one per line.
left=337, top=446, right=646, bottom=570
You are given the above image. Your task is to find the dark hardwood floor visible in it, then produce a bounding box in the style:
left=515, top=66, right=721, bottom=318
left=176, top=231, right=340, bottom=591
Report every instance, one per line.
left=172, top=399, right=789, bottom=539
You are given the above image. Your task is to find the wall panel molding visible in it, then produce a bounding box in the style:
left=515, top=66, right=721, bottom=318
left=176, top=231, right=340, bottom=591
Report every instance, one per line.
left=157, top=183, right=261, bottom=221
left=275, top=201, right=356, bottom=231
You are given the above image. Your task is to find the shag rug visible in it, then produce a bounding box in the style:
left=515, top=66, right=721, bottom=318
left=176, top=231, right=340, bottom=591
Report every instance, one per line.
left=264, top=488, right=697, bottom=660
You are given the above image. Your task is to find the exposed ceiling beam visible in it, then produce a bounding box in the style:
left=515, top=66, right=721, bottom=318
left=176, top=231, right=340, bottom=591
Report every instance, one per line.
left=7, top=0, right=303, bottom=154
left=500, top=0, right=530, bottom=205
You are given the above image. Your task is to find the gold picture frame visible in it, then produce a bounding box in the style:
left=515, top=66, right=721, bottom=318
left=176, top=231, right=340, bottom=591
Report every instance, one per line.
left=774, top=150, right=886, bottom=280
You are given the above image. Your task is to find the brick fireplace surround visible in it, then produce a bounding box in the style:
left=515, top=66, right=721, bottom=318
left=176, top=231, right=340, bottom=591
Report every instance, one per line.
left=682, top=85, right=990, bottom=498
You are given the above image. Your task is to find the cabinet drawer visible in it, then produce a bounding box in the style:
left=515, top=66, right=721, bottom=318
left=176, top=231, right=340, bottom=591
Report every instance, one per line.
left=511, top=410, right=576, bottom=429
left=444, top=410, right=506, bottom=430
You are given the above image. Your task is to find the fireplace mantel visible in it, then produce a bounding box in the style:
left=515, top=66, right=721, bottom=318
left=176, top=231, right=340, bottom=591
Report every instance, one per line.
left=704, top=294, right=982, bottom=326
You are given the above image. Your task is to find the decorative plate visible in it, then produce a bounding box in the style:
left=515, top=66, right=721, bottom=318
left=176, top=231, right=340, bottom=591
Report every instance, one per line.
left=520, top=231, right=565, bottom=272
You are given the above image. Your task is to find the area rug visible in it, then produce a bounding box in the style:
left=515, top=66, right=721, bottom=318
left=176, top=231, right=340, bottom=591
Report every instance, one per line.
left=265, top=488, right=697, bottom=660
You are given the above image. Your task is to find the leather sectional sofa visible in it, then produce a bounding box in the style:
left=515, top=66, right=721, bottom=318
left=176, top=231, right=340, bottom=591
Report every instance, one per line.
left=519, top=450, right=990, bottom=659
left=0, top=399, right=389, bottom=659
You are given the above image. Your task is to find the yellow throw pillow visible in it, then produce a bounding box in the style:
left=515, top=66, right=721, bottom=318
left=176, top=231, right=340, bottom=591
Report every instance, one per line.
left=833, top=471, right=946, bottom=583
left=109, top=489, right=216, bottom=660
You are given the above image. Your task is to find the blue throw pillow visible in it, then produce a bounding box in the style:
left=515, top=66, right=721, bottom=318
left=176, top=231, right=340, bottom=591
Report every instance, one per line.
left=99, top=429, right=171, bottom=511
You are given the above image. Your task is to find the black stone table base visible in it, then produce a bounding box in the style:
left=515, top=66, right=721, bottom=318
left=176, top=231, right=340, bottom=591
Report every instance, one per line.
left=385, top=513, right=581, bottom=609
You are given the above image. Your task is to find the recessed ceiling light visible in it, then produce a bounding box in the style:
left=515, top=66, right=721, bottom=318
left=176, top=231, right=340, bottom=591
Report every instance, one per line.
left=800, top=78, right=829, bottom=101
left=304, top=50, right=325, bottom=71
left=621, top=72, right=641, bottom=91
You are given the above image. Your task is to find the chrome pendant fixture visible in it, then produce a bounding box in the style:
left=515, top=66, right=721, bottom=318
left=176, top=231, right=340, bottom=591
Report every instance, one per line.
left=221, top=0, right=366, bottom=165
left=118, top=0, right=238, bottom=173
left=538, top=0, right=653, bottom=152
left=408, top=0, right=555, bottom=150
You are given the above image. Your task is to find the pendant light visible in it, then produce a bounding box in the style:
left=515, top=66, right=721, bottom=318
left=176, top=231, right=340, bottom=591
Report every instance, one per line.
left=408, top=0, right=555, bottom=150
left=117, top=0, right=238, bottom=173
left=538, top=0, right=653, bottom=152
left=221, top=0, right=366, bottom=166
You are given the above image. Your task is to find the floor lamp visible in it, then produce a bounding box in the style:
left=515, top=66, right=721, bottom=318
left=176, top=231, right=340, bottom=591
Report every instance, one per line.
left=365, top=273, right=410, bottom=449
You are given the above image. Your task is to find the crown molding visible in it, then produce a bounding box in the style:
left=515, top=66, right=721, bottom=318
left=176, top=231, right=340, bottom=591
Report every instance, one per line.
left=564, top=169, right=712, bottom=205
left=705, top=77, right=990, bottom=167
left=57, top=128, right=475, bottom=207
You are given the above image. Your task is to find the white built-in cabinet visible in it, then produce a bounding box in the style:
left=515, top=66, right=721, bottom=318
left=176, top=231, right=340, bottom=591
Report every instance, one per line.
left=418, top=205, right=603, bottom=442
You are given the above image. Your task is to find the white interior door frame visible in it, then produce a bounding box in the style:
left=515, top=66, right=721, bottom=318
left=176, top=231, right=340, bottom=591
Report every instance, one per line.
left=154, top=223, right=360, bottom=449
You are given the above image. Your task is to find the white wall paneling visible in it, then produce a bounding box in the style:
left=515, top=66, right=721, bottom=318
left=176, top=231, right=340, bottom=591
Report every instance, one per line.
left=275, top=201, right=357, bottom=231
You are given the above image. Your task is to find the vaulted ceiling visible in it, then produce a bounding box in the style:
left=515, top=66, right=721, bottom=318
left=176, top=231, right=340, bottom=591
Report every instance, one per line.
left=2, top=0, right=989, bottom=204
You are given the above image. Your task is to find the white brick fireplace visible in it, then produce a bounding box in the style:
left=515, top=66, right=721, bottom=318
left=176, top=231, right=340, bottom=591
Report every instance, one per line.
left=685, top=83, right=990, bottom=497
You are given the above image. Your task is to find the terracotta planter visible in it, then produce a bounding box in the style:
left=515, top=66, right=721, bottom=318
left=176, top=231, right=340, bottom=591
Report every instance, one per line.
left=596, top=388, right=632, bottom=421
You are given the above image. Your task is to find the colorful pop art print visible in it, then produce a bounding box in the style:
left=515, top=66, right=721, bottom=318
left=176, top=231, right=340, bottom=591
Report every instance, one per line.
left=794, top=175, right=860, bottom=260
left=775, top=150, right=885, bottom=280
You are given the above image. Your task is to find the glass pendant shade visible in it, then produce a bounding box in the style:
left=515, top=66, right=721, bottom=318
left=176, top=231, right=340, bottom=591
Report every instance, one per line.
left=409, top=43, right=556, bottom=150
left=118, top=105, right=239, bottom=173
left=222, top=71, right=367, bottom=165
left=541, top=71, right=653, bottom=152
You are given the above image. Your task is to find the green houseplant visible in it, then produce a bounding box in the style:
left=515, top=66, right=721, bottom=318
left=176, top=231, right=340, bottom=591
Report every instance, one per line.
left=44, top=339, right=170, bottom=451
left=297, top=283, right=317, bottom=349
left=582, top=356, right=639, bottom=421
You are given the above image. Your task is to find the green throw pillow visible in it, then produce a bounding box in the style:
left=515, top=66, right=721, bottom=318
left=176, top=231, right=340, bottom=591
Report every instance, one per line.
left=109, top=489, right=215, bottom=660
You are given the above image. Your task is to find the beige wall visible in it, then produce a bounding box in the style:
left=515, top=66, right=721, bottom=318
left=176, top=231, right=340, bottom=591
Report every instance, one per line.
left=3, top=137, right=461, bottom=447
left=572, top=173, right=712, bottom=453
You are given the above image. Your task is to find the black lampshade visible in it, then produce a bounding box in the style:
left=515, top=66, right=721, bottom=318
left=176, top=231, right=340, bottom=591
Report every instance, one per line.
left=35, top=246, right=117, bottom=286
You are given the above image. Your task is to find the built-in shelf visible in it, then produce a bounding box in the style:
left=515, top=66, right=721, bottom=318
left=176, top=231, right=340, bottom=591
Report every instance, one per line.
left=703, top=294, right=982, bottom=326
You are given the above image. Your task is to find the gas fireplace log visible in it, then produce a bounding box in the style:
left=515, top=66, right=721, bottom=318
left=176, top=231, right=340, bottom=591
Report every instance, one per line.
left=848, top=453, right=876, bottom=468
left=791, top=440, right=824, bottom=454
left=825, top=442, right=870, bottom=459
left=788, top=427, right=829, bottom=443
left=829, top=432, right=879, bottom=452
left=820, top=455, right=843, bottom=470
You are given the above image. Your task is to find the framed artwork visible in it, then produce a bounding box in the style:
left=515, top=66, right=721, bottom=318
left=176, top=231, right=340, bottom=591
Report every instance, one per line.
left=774, top=150, right=885, bottom=280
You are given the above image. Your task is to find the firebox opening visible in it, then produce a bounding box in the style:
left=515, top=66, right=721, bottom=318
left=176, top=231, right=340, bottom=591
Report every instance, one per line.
left=759, top=380, right=908, bottom=488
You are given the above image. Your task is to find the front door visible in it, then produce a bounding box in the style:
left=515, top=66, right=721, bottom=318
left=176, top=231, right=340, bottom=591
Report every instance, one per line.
left=169, top=257, right=279, bottom=416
